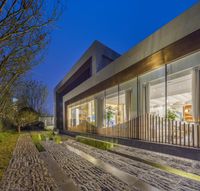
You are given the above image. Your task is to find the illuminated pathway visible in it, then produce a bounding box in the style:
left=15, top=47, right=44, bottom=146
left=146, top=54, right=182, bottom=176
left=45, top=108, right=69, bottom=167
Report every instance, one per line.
left=43, top=141, right=140, bottom=191
left=0, top=135, right=58, bottom=191
left=1, top=134, right=200, bottom=191
left=62, top=140, right=200, bottom=191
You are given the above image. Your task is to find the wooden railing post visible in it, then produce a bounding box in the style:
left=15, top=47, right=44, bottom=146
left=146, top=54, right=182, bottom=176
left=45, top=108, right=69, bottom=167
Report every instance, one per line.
left=198, top=124, right=200, bottom=148
left=192, top=124, right=194, bottom=147
left=116, top=113, right=200, bottom=149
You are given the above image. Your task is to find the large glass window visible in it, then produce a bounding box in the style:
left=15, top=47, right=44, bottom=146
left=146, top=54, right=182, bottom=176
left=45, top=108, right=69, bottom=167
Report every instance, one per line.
left=166, top=53, right=200, bottom=145
left=67, top=99, right=95, bottom=128
left=105, top=86, right=119, bottom=128
left=119, top=78, right=138, bottom=121
left=65, top=52, right=200, bottom=145
left=167, top=68, right=192, bottom=122
left=139, top=66, right=166, bottom=117
left=94, top=91, right=104, bottom=128
left=166, top=51, right=200, bottom=123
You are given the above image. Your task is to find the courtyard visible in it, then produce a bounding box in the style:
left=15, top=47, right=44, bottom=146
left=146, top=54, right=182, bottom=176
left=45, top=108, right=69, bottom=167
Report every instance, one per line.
left=1, top=1, right=200, bottom=191
left=0, top=132, right=200, bottom=191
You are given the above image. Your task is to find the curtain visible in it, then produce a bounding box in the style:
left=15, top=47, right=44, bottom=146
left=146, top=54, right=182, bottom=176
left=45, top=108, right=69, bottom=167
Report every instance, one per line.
left=192, top=68, right=200, bottom=123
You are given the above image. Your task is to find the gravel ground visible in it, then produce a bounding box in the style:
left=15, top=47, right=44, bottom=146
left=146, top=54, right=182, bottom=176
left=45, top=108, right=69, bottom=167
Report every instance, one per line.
left=111, top=144, right=200, bottom=175
left=63, top=140, right=200, bottom=191
left=43, top=141, right=140, bottom=191
left=0, top=135, right=58, bottom=191
left=1, top=134, right=199, bottom=191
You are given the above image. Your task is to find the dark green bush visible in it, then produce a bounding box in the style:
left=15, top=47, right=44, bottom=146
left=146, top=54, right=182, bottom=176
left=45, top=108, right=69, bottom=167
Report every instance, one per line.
left=31, top=134, right=45, bottom=152
left=76, top=136, right=114, bottom=150
left=34, top=142, right=45, bottom=152
left=54, top=135, right=61, bottom=144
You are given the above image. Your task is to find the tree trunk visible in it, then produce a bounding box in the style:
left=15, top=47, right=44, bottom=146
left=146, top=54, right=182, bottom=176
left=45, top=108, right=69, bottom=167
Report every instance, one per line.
left=17, top=126, right=21, bottom=133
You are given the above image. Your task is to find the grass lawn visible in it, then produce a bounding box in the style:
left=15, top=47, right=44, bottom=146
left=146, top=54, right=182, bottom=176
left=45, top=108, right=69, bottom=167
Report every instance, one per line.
left=0, top=131, right=19, bottom=181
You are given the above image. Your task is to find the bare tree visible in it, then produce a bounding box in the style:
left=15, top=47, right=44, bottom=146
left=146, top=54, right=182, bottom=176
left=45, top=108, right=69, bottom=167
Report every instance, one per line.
left=0, top=0, right=62, bottom=117
left=16, top=80, right=48, bottom=115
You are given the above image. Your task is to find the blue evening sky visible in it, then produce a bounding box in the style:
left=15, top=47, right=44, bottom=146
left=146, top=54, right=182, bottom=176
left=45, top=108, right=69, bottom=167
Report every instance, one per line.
left=30, top=0, right=198, bottom=114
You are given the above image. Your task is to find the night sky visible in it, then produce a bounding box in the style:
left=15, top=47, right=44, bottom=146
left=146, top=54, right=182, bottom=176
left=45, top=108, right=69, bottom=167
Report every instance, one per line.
left=30, top=0, right=198, bottom=115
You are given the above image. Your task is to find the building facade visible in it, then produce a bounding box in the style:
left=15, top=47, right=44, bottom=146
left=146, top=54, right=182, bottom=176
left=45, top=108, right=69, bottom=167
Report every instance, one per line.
left=55, top=3, right=200, bottom=148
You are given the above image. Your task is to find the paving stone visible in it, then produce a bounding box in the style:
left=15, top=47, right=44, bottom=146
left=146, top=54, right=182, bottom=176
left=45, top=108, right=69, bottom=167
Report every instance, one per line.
left=43, top=141, right=136, bottom=191
left=63, top=139, right=200, bottom=191
left=176, top=179, right=200, bottom=191
left=112, top=144, right=200, bottom=175
left=0, top=135, right=58, bottom=191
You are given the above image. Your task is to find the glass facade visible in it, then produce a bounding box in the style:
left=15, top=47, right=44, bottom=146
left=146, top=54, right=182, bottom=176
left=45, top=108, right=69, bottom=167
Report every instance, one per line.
left=105, top=86, right=119, bottom=128
left=139, top=66, right=166, bottom=117
left=66, top=52, right=200, bottom=146
left=67, top=98, right=95, bottom=130
left=167, top=67, right=192, bottom=122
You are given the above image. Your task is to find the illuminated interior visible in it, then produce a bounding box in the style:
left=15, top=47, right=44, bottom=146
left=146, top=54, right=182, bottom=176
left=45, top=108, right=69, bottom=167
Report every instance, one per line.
left=150, top=74, right=192, bottom=122
left=67, top=52, right=200, bottom=130
left=68, top=100, right=95, bottom=128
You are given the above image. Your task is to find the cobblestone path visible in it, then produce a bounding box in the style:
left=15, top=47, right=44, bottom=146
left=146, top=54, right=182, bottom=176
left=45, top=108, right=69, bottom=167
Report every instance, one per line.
left=112, top=144, right=200, bottom=175
left=0, top=135, right=58, bottom=191
left=1, top=134, right=199, bottom=191
left=64, top=140, right=200, bottom=191
left=43, top=141, right=139, bottom=191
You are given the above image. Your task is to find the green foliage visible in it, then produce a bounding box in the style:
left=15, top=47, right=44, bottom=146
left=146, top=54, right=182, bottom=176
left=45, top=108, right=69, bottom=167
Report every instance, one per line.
left=167, top=109, right=178, bottom=121
left=0, top=0, right=62, bottom=119
left=105, top=106, right=115, bottom=127
left=0, top=120, right=3, bottom=131
left=35, top=142, right=45, bottom=152
left=76, top=136, right=114, bottom=150
left=0, top=131, right=19, bottom=180
left=14, top=107, right=39, bottom=132
left=54, top=135, right=61, bottom=144
left=31, top=131, right=62, bottom=152
left=31, top=133, right=45, bottom=152
left=39, top=131, right=54, bottom=141
left=0, top=118, right=14, bottom=131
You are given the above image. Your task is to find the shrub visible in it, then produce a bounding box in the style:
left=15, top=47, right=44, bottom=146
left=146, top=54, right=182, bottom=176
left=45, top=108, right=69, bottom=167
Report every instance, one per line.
left=54, top=135, right=61, bottom=144
left=76, top=136, right=114, bottom=150
left=34, top=142, right=45, bottom=152
left=31, top=133, right=45, bottom=152
left=31, top=131, right=62, bottom=152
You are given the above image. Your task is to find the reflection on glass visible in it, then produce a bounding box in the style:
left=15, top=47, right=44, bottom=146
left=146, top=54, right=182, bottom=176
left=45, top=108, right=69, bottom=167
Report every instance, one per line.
left=139, top=66, right=166, bottom=117
left=105, top=88, right=118, bottom=128
left=67, top=99, right=95, bottom=128
left=167, top=70, right=192, bottom=122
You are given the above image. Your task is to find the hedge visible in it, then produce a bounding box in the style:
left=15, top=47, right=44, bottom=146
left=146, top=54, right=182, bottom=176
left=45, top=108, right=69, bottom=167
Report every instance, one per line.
left=31, top=133, right=45, bottom=152
left=76, top=136, right=114, bottom=150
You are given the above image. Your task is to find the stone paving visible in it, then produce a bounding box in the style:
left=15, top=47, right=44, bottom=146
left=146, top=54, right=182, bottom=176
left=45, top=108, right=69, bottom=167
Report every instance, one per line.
left=112, top=144, right=200, bottom=176
left=43, top=141, right=140, bottom=191
left=0, top=135, right=58, bottom=191
left=1, top=134, right=200, bottom=191
left=64, top=140, right=200, bottom=191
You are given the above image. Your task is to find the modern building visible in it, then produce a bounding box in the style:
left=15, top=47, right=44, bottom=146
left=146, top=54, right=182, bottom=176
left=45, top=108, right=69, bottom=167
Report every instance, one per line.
left=39, top=116, right=54, bottom=130
left=55, top=3, right=200, bottom=148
